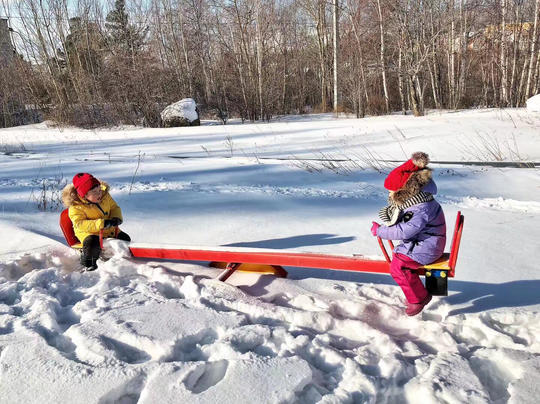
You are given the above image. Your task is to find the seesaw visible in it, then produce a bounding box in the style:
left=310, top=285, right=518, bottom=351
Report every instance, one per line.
left=61, top=210, right=464, bottom=296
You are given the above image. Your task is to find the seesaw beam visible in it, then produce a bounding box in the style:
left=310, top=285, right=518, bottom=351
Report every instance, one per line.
left=128, top=244, right=391, bottom=274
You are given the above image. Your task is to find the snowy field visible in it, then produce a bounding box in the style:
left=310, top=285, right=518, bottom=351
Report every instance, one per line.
left=1, top=108, right=539, bottom=403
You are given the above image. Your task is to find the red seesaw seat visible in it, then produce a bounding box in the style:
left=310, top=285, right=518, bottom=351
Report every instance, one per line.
left=60, top=209, right=83, bottom=249
left=377, top=211, right=464, bottom=295
left=60, top=208, right=117, bottom=249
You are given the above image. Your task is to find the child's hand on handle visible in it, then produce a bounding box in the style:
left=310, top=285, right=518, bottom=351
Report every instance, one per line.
left=104, top=218, right=122, bottom=228
left=371, top=221, right=380, bottom=236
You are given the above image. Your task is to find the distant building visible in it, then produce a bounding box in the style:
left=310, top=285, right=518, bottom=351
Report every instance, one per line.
left=466, top=22, right=534, bottom=51
left=0, top=18, right=14, bottom=65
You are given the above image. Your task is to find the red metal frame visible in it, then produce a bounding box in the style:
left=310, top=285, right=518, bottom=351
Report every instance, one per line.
left=377, top=238, right=391, bottom=263
left=129, top=245, right=391, bottom=274
left=377, top=239, right=395, bottom=264
left=448, top=212, right=464, bottom=277
left=218, top=262, right=242, bottom=282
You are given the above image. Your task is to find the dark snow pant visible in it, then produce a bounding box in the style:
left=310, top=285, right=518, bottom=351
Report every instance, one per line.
left=81, top=232, right=131, bottom=269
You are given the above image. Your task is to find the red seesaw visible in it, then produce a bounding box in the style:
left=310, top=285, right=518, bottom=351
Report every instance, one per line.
left=61, top=210, right=464, bottom=296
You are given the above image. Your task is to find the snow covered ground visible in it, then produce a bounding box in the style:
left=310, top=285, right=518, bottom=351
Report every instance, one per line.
left=1, top=108, right=539, bottom=403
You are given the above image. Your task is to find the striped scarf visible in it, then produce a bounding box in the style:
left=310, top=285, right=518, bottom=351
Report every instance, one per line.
left=378, top=192, right=434, bottom=226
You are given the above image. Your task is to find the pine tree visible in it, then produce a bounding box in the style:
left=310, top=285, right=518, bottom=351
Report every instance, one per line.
left=105, top=0, right=146, bottom=55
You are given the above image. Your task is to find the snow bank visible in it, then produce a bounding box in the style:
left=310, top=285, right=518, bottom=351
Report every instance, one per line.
left=1, top=242, right=539, bottom=402
left=0, top=220, right=60, bottom=261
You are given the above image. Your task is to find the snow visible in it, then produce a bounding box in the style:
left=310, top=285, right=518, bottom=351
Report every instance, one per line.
left=526, top=94, right=540, bottom=112
left=1, top=108, right=540, bottom=402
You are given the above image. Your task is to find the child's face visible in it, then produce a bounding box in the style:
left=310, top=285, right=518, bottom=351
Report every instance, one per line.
left=85, top=186, right=103, bottom=203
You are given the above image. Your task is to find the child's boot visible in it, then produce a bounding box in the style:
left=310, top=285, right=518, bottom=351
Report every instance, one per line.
left=405, top=294, right=432, bottom=316
left=85, top=263, right=98, bottom=272
left=81, top=235, right=101, bottom=271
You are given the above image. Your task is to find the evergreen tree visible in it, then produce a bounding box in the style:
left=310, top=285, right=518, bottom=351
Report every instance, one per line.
left=105, top=0, right=147, bottom=55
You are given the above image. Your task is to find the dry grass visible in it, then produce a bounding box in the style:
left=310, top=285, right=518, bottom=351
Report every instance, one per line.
left=289, top=146, right=393, bottom=175
left=30, top=176, right=67, bottom=211
left=457, top=130, right=528, bottom=162
left=1, top=141, right=27, bottom=155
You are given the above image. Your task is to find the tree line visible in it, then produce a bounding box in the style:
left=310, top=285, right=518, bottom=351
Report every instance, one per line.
left=1, top=0, right=540, bottom=128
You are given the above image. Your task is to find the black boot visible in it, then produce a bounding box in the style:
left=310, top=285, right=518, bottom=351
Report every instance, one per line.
left=81, top=235, right=101, bottom=271
left=116, top=231, right=131, bottom=242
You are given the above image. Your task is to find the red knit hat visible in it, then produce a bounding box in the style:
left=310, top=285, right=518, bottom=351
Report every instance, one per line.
left=73, top=173, right=100, bottom=198
left=384, top=152, right=429, bottom=191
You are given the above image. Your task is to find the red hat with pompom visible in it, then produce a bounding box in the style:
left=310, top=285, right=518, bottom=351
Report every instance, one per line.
left=73, top=173, right=100, bottom=198
left=384, top=152, right=430, bottom=191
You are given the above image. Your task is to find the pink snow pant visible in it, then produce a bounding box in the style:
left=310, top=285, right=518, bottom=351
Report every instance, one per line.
left=390, top=253, right=429, bottom=304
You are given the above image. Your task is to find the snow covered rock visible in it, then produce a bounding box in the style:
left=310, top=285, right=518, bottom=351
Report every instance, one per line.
left=161, top=98, right=200, bottom=127
left=525, top=94, right=540, bottom=112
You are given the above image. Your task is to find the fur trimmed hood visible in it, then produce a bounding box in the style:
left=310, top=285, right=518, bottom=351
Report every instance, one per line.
left=384, top=152, right=430, bottom=193
left=384, top=151, right=433, bottom=205
left=62, top=180, right=110, bottom=207
left=390, top=168, right=432, bottom=205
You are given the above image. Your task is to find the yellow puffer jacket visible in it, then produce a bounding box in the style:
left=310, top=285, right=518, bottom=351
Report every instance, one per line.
left=62, top=182, right=123, bottom=243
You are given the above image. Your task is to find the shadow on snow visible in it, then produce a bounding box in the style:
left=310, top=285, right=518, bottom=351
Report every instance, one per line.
left=223, top=234, right=356, bottom=249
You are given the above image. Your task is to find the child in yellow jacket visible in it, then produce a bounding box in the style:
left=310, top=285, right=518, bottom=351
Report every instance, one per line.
left=62, top=173, right=130, bottom=270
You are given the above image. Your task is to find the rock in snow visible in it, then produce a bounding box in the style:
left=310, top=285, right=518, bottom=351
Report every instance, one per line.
left=526, top=94, right=540, bottom=112
left=161, top=98, right=200, bottom=127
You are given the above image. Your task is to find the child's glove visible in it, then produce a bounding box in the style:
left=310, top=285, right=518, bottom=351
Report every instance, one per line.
left=371, top=221, right=380, bottom=236
left=104, top=218, right=122, bottom=228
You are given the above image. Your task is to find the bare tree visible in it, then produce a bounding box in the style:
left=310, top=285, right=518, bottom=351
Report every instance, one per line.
left=525, top=0, right=540, bottom=100
left=375, top=0, right=389, bottom=113
left=3, top=0, right=540, bottom=128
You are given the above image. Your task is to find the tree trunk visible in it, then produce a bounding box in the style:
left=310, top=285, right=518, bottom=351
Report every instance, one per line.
left=376, top=0, right=390, bottom=113
left=427, top=8, right=441, bottom=109
left=178, top=9, right=193, bottom=96
left=316, top=0, right=328, bottom=112
left=408, top=75, right=421, bottom=116
left=525, top=0, right=540, bottom=101
left=449, top=0, right=457, bottom=108
left=509, top=4, right=523, bottom=106
left=500, top=0, right=509, bottom=105
left=534, top=47, right=540, bottom=95
left=398, top=39, right=406, bottom=114
left=332, top=0, right=339, bottom=115
left=457, top=0, right=469, bottom=107
left=348, top=11, right=370, bottom=113
left=229, top=25, right=249, bottom=119
left=256, top=0, right=264, bottom=119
